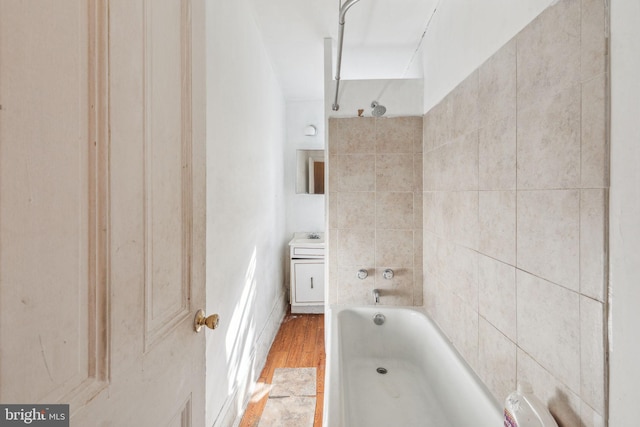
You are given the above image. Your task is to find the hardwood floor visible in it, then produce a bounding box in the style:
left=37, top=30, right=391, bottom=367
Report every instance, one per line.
left=239, top=311, right=325, bottom=427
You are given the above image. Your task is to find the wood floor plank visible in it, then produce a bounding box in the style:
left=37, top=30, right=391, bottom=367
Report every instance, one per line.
left=316, top=353, right=326, bottom=394
left=238, top=311, right=326, bottom=426
left=314, top=392, right=324, bottom=427
left=299, top=350, right=315, bottom=367
left=302, top=315, right=319, bottom=353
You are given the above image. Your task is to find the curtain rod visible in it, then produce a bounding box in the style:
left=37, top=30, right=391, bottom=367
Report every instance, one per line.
left=331, top=0, right=362, bottom=111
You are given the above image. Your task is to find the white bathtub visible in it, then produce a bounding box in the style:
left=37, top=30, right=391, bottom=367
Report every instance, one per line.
left=323, top=306, right=502, bottom=427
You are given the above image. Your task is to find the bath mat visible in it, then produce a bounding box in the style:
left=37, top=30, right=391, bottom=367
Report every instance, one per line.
left=258, top=367, right=317, bottom=427
left=258, top=396, right=316, bottom=427
left=270, top=367, right=316, bottom=397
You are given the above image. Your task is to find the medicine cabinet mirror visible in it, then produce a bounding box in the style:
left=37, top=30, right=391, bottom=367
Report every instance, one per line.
left=296, top=150, right=325, bottom=195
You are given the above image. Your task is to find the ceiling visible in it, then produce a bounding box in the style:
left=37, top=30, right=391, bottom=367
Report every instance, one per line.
left=248, top=0, right=440, bottom=101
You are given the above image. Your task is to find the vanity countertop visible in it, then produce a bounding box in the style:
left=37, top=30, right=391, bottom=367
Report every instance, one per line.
left=288, top=232, right=325, bottom=247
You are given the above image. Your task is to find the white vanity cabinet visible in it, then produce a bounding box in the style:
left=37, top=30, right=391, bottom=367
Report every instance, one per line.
left=292, top=261, right=324, bottom=304
left=289, top=233, right=325, bottom=313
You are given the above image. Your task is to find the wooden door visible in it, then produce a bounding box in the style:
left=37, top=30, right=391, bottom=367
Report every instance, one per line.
left=0, top=1, right=207, bottom=425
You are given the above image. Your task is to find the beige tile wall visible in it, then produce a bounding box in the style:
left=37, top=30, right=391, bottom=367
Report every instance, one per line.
left=423, top=0, right=608, bottom=425
left=327, top=117, right=423, bottom=306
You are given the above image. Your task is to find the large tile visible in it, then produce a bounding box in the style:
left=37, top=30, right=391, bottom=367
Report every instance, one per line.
left=327, top=229, right=337, bottom=267
left=438, top=240, right=478, bottom=309
left=422, top=191, right=438, bottom=234
left=376, top=154, right=414, bottom=191
left=413, top=155, right=423, bottom=192
left=433, top=285, right=456, bottom=341
left=580, top=189, right=607, bottom=301
left=336, top=229, right=375, bottom=267
left=337, top=265, right=373, bottom=305
left=336, top=154, right=375, bottom=192
left=580, top=296, right=606, bottom=415
left=327, top=191, right=337, bottom=229
left=375, top=116, right=422, bottom=154
left=423, top=112, right=435, bottom=153
left=581, top=74, right=608, bottom=188
left=431, top=233, right=451, bottom=284
left=517, top=349, right=582, bottom=427
left=423, top=231, right=439, bottom=279
left=436, top=287, right=477, bottom=367
left=336, top=192, right=375, bottom=230
left=448, top=296, right=479, bottom=373
left=373, top=267, right=414, bottom=306
left=479, top=191, right=516, bottom=266
left=414, top=118, right=424, bottom=154
left=336, top=117, right=375, bottom=154
left=432, top=95, right=454, bottom=149
left=375, top=229, right=414, bottom=268
left=517, top=270, right=581, bottom=393
left=581, top=403, right=605, bottom=427
left=450, top=71, right=479, bottom=140
left=413, top=266, right=423, bottom=306
left=479, top=38, right=517, bottom=125
left=517, top=84, right=581, bottom=190
left=581, top=0, right=607, bottom=81
left=443, top=191, right=478, bottom=250
left=517, top=190, right=580, bottom=291
left=328, top=154, right=338, bottom=192
left=516, top=0, right=580, bottom=108
left=479, top=115, right=516, bottom=191
left=426, top=191, right=475, bottom=245
left=429, top=131, right=479, bottom=191
left=414, top=192, right=423, bottom=230
left=328, top=118, right=338, bottom=155
left=478, top=318, right=517, bottom=403
left=376, top=192, right=414, bottom=229
left=478, top=255, right=517, bottom=341
left=423, top=150, right=436, bottom=191
left=327, top=234, right=338, bottom=305
left=422, top=271, right=440, bottom=319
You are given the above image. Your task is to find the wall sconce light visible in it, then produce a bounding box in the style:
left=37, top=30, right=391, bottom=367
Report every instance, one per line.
left=304, top=125, right=317, bottom=136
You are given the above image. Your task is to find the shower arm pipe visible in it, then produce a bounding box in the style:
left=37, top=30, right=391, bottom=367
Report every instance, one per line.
left=332, top=0, right=362, bottom=111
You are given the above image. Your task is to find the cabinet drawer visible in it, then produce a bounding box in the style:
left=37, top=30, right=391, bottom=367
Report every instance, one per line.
left=293, top=262, right=325, bottom=303
left=292, top=247, right=325, bottom=258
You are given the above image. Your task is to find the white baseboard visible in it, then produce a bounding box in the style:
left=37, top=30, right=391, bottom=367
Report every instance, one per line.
left=212, top=290, right=287, bottom=427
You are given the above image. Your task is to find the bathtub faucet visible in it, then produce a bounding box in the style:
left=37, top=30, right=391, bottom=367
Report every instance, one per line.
left=373, top=289, right=380, bottom=304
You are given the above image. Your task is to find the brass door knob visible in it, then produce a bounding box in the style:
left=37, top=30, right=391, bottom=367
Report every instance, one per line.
left=194, top=309, right=220, bottom=332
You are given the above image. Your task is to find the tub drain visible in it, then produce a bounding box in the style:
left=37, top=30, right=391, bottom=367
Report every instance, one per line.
left=376, top=367, right=388, bottom=374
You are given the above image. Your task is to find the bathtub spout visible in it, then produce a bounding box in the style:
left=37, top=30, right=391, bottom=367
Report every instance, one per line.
left=373, top=289, right=380, bottom=304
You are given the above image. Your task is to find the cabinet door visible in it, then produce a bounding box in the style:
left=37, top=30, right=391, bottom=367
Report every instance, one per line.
left=294, top=262, right=325, bottom=303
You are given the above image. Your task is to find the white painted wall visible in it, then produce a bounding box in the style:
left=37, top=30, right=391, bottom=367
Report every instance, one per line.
left=285, top=99, right=326, bottom=238
left=421, top=0, right=558, bottom=111
left=205, top=1, right=288, bottom=425
left=609, top=0, right=640, bottom=423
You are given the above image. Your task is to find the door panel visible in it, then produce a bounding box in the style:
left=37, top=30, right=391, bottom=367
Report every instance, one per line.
left=143, top=0, right=193, bottom=350
left=0, top=0, right=206, bottom=425
left=0, top=0, right=107, bottom=407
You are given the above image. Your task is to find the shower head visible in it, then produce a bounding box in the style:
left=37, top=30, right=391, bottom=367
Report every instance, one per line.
left=371, top=101, right=386, bottom=117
